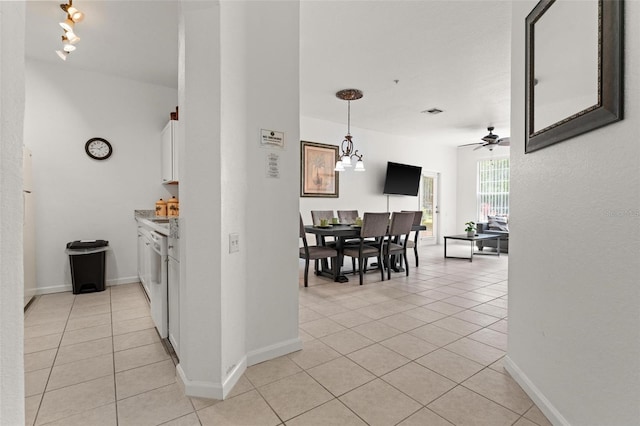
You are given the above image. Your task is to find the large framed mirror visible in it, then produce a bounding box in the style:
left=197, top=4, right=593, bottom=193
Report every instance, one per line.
left=525, top=0, right=623, bottom=153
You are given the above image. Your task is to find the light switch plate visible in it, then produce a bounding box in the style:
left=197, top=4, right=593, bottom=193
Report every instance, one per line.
left=229, top=233, right=239, bottom=253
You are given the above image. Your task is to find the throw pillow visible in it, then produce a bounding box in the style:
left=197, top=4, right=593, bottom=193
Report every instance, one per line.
left=487, top=215, right=509, bottom=231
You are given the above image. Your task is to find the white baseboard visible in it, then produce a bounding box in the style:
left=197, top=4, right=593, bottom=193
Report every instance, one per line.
left=246, top=337, right=303, bottom=366
left=504, top=355, right=568, bottom=426
left=221, top=357, right=247, bottom=399
left=35, top=276, right=140, bottom=295
left=176, top=363, right=224, bottom=400
left=36, top=284, right=73, bottom=295
left=177, top=340, right=302, bottom=401
left=106, top=276, right=139, bottom=286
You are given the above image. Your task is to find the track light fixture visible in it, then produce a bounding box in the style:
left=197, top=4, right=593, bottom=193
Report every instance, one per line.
left=334, top=89, right=365, bottom=172
left=56, top=1, right=84, bottom=60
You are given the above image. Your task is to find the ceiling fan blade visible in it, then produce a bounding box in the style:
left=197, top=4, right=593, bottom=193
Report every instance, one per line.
left=497, top=137, right=510, bottom=146
left=473, top=144, right=487, bottom=151
left=459, top=142, right=483, bottom=147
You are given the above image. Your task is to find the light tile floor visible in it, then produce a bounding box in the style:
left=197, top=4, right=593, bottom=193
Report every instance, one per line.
left=24, top=244, right=552, bottom=426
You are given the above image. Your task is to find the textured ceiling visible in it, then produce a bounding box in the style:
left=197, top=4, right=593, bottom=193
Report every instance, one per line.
left=25, top=0, right=512, bottom=147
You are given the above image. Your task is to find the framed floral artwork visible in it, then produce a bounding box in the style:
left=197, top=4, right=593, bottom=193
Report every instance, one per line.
left=300, top=141, right=339, bottom=198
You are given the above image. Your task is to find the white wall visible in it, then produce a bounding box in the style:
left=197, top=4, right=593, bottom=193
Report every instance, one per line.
left=176, top=0, right=301, bottom=399
left=0, top=2, right=26, bottom=424
left=24, top=60, right=178, bottom=293
left=177, top=0, right=224, bottom=398
left=300, top=116, right=457, bottom=240
left=507, top=2, right=640, bottom=425
left=456, top=145, right=510, bottom=227
left=243, top=1, right=301, bottom=365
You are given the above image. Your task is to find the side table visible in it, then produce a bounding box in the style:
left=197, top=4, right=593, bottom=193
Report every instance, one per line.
left=443, top=233, right=501, bottom=262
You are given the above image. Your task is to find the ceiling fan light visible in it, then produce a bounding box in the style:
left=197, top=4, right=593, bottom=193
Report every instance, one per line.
left=63, top=42, right=76, bottom=52
left=55, top=50, right=68, bottom=61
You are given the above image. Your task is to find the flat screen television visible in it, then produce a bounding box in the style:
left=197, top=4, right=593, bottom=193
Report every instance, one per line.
left=383, top=162, right=422, bottom=196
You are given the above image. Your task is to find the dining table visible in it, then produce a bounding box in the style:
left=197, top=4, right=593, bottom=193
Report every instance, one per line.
left=304, top=223, right=426, bottom=283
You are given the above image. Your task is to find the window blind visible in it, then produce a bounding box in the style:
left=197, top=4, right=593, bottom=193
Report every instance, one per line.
left=477, top=158, right=510, bottom=222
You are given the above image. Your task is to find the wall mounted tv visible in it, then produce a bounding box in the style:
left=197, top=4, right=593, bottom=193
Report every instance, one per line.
left=383, top=162, right=422, bottom=196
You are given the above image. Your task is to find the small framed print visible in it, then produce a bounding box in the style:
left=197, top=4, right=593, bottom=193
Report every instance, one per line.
left=300, top=141, right=339, bottom=198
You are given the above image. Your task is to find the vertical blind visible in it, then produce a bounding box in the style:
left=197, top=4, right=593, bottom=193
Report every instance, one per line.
left=477, top=158, right=510, bottom=222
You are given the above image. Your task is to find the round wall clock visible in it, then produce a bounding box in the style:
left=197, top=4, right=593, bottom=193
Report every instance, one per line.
left=85, top=137, right=113, bottom=160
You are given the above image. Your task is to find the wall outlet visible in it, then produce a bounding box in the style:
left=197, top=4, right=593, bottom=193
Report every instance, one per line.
left=229, top=233, right=240, bottom=253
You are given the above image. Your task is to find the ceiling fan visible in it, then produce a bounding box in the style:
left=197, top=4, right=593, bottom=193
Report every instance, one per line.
left=459, top=127, right=510, bottom=151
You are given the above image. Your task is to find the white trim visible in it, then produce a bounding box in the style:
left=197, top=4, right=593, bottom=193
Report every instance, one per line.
left=35, top=277, right=141, bottom=295
left=176, top=364, right=223, bottom=400
left=504, top=355, right=570, bottom=426
left=419, top=170, right=440, bottom=245
left=106, top=276, right=140, bottom=286
left=36, top=284, right=73, bottom=295
left=246, top=337, right=303, bottom=366
left=221, top=357, right=247, bottom=399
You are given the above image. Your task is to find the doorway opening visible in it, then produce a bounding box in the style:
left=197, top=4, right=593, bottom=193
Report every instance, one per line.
left=419, top=171, right=439, bottom=244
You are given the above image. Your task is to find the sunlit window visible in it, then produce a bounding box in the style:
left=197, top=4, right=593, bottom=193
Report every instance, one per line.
left=477, top=158, right=509, bottom=222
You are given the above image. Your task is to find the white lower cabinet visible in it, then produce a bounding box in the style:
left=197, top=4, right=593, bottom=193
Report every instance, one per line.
left=168, top=241, right=180, bottom=358
left=137, top=226, right=151, bottom=296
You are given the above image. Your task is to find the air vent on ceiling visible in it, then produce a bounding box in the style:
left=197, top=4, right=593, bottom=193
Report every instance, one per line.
left=422, top=108, right=443, bottom=115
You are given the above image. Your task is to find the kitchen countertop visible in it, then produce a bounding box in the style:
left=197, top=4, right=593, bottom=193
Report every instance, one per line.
left=135, top=210, right=179, bottom=238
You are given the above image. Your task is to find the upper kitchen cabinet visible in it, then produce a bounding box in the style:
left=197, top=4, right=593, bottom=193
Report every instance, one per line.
left=161, top=120, right=179, bottom=184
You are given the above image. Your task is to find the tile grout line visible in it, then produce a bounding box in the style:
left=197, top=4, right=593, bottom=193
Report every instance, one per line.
left=32, top=292, right=76, bottom=426
left=294, top=252, right=514, bottom=423
left=110, top=286, right=120, bottom=426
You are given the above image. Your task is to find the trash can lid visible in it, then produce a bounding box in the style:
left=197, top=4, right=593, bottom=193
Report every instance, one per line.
left=66, top=240, right=109, bottom=249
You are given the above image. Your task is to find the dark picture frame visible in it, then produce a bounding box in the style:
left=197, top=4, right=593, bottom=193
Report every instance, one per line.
left=300, top=141, right=339, bottom=198
left=525, top=0, right=623, bottom=153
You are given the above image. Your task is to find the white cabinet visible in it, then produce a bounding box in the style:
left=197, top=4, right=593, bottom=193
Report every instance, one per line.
left=167, top=238, right=180, bottom=357
left=161, top=120, right=179, bottom=184
left=137, top=226, right=151, bottom=297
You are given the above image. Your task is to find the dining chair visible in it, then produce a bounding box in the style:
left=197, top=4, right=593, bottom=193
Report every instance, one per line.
left=310, top=210, right=335, bottom=225
left=342, top=212, right=390, bottom=285
left=299, top=214, right=338, bottom=287
left=337, top=210, right=359, bottom=225
left=310, top=209, right=336, bottom=246
left=402, top=210, right=424, bottom=267
left=336, top=209, right=364, bottom=246
left=385, top=212, right=415, bottom=279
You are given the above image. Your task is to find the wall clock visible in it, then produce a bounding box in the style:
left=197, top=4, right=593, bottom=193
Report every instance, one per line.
left=85, top=137, right=113, bottom=160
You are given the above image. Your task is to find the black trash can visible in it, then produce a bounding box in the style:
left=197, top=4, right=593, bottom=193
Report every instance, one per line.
left=66, top=240, right=109, bottom=294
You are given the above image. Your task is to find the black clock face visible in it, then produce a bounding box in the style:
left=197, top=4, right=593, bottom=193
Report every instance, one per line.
left=85, top=138, right=112, bottom=160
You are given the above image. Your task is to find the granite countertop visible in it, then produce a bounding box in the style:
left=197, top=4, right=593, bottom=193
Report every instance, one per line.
left=135, top=210, right=179, bottom=238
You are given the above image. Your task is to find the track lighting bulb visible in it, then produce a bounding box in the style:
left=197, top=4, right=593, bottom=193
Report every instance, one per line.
left=67, top=6, right=84, bottom=22
left=56, top=50, right=69, bottom=61
left=59, top=17, right=74, bottom=32
left=65, top=31, right=80, bottom=44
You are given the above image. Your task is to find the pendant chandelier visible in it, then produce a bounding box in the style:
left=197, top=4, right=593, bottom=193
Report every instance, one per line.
left=334, top=89, right=365, bottom=172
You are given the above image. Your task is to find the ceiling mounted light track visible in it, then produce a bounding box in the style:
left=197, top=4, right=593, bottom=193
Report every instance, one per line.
left=334, top=89, right=365, bottom=172
left=56, top=0, right=84, bottom=61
